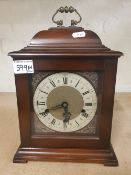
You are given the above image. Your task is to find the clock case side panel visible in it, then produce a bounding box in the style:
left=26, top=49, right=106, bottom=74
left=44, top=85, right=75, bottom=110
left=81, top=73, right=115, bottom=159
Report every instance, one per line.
left=14, top=74, right=32, bottom=147
left=99, top=58, right=118, bottom=146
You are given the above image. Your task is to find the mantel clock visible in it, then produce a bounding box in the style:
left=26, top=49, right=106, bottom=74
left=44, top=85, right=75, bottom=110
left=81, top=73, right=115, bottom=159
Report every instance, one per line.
left=8, top=6, right=123, bottom=166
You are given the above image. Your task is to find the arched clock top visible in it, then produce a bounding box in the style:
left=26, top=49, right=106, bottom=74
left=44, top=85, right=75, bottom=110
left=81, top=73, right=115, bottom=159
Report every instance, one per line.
left=8, top=26, right=123, bottom=57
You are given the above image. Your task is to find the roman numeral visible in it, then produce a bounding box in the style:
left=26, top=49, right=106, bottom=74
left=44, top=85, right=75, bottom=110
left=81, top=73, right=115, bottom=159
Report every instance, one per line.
left=75, top=80, right=80, bottom=87
left=39, top=90, right=48, bottom=95
left=82, top=91, right=89, bottom=95
left=49, top=80, right=56, bottom=87
left=63, top=77, right=68, bottom=84
left=39, top=111, right=48, bottom=117
left=51, top=119, right=56, bottom=125
left=81, top=112, right=88, bottom=118
left=37, top=101, right=45, bottom=105
left=81, top=109, right=88, bottom=118
left=75, top=120, right=79, bottom=126
left=85, top=103, right=92, bottom=106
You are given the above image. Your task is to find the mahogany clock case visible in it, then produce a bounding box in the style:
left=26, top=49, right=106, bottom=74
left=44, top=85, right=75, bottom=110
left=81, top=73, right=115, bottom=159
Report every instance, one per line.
left=8, top=27, right=123, bottom=166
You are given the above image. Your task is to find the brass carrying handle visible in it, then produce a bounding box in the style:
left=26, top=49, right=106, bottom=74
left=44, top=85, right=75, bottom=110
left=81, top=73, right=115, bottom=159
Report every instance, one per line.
left=52, top=6, right=82, bottom=27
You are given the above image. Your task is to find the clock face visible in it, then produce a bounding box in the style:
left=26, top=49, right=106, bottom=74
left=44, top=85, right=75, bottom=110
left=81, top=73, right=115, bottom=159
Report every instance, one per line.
left=33, top=72, right=97, bottom=132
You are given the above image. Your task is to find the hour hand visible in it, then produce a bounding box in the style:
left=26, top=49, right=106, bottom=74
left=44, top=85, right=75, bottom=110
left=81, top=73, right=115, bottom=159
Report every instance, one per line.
left=45, top=101, right=68, bottom=113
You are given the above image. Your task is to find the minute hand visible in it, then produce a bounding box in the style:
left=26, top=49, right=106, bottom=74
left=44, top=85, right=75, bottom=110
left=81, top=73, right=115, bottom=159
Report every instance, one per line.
left=63, top=104, right=71, bottom=126
left=45, top=104, right=62, bottom=113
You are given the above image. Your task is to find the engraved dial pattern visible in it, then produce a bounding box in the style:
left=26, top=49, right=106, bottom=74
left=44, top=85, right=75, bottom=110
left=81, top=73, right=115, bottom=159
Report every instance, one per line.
left=33, top=72, right=97, bottom=132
